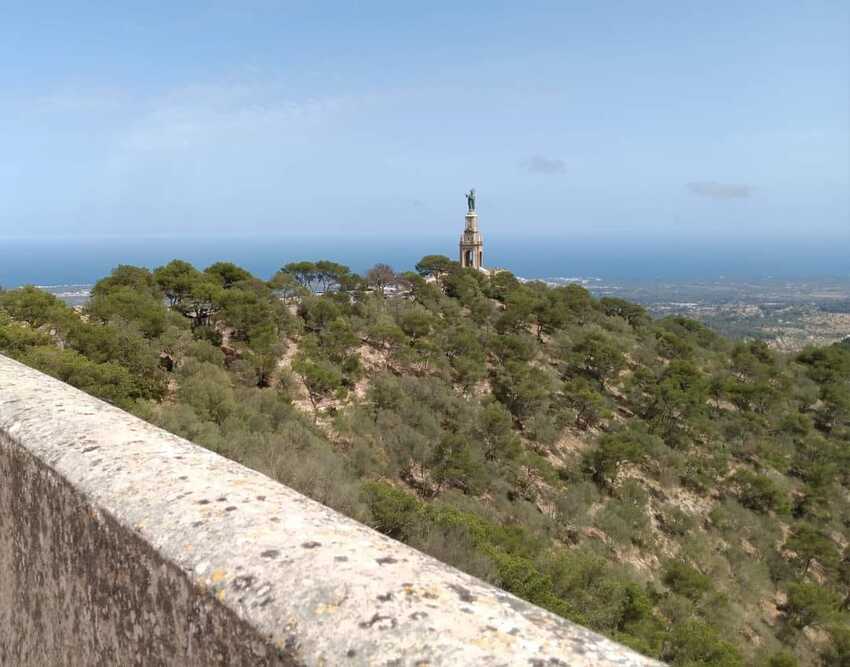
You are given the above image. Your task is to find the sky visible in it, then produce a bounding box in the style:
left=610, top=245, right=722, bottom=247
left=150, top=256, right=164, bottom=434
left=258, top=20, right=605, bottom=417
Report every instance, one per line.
left=0, top=1, right=847, bottom=246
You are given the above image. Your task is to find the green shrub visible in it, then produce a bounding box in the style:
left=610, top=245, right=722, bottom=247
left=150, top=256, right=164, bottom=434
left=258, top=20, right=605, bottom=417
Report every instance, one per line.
left=361, top=481, right=421, bottom=541
left=730, top=470, right=789, bottom=514
left=663, top=620, right=743, bottom=666
left=662, top=560, right=712, bottom=601
left=19, top=346, right=134, bottom=406
left=584, top=425, right=660, bottom=489
left=782, top=582, right=841, bottom=631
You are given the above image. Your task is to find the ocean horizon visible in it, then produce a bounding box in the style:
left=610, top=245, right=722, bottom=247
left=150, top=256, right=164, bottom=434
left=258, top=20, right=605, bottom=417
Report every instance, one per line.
left=1, top=234, right=848, bottom=289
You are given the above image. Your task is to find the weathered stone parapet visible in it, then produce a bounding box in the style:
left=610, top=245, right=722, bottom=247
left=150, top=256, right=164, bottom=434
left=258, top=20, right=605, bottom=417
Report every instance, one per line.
left=0, top=353, right=661, bottom=666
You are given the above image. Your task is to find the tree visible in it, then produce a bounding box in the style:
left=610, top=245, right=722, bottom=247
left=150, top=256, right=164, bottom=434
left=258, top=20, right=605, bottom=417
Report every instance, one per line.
left=486, top=270, right=521, bottom=301
left=557, top=283, right=594, bottom=323
left=20, top=346, right=134, bottom=407
left=562, top=377, right=610, bottom=430
left=431, top=433, right=481, bottom=493
left=0, top=285, right=66, bottom=328
left=154, top=260, right=198, bottom=307
left=725, top=379, right=779, bottom=414
left=477, top=400, right=521, bottom=461
left=415, top=255, right=456, bottom=280
left=366, top=263, right=397, bottom=296
left=443, top=325, right=486, bottom=389
left=282, top=261, right=318, bottom=290
left=268, top=270, right=303, bottom=303
left=655, top=331, right=694, bottom=361
left=292, top=355, right=344, bottom=419
left=660, top=316, right=721, bottom=352
left=469, top=295, right=496, bottom=327
left=367, top=317, right=406, bottom=368
left=246, top=324, right=285, bottom=388
left=815, top=382, right=850, bottom=433
left=315, top=316, right=355, bottom=360
left=730, top=340, right=776, bottom=379
left=784, top=524, right=839, bottom=576
left=62, top=318, right=167, bottom=400
left=599, top=297, right=648, bottom=328
left=218, top=286, right=281, bottom=341
left=86, top=286, right=167, bottom=338
left=314, top=260, right=353, bottom=293
left=298, top=296, right=342, bottom=333
left=362, top=481, right=421, bottom=540
left=730, top=470, right=789, bottom=514
left=176, top=361, right=236, bottom=424
left=791, top=433, right=841, bottom=489
left=491, top=360, right=555, bottom=424
left=663, top=621, right=743, bottom=666
left=0, top=318, right=51, bottom=354
left=90, top=265, right=160, bottom=299
left=565, top=331, right=625, bottom=384
left=782, top=582, right=840, bottom=631
left=496, top=286, right=538, bottom=334
left=583, top=426, right=658, bottom=489
left=643, top=361, right=708, bottom=446
left=797, top=344, right=850, bottom=385
left=491, top=333, right=536, bottom=364
left=532, top=291, right=569, bottom=340
left=182, top=275, right=223, bottom=327
left=398, top=307, right=434, bottom=341
left=204, top=261, right=252, bottom=288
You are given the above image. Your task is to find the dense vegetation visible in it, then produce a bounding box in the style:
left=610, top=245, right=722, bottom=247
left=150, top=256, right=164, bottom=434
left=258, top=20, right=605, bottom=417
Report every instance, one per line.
left=2, top=257, right=849, bottom=666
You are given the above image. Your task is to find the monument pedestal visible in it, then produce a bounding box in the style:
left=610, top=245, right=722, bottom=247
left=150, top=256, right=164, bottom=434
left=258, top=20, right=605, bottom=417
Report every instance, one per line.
left=459, top=211, right=484, bottom=270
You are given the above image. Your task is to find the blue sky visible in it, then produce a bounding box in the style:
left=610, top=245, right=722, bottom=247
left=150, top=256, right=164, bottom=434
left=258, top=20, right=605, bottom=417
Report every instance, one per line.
left=0, top=1, right=847, bottom=244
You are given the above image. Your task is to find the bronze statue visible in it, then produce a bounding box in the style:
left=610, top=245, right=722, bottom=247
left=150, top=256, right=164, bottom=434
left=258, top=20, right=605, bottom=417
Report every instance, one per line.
left=466, top=188, right=476, bottom=213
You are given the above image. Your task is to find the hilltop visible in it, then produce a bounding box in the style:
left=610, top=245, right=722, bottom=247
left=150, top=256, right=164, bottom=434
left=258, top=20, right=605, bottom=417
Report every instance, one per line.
left=1, top=257, right=849, bottom=666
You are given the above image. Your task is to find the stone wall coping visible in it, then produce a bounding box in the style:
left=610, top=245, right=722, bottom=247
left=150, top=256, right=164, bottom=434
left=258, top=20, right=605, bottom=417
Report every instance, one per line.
left=0, top=353, right=661, bottom=665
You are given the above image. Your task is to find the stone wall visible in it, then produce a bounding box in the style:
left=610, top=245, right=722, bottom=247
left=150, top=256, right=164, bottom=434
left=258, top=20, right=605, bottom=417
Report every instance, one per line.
left=0, top=354, right=660, bottom=666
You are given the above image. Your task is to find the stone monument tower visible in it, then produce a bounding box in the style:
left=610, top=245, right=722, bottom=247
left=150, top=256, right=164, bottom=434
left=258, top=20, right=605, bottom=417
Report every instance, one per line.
left=459, top=188, right=484, bottom=270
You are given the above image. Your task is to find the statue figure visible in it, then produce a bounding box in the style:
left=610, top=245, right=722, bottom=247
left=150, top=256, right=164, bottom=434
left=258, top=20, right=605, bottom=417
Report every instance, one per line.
left=466, top=188, right=476, bottom=213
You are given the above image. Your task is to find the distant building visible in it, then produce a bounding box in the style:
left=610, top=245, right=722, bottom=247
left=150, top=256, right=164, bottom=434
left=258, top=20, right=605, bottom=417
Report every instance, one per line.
left=459, top=188, right=485, bottom=271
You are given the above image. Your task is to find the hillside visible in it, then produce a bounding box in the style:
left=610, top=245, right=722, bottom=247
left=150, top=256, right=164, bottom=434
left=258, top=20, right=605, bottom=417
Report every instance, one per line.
left=1, top=258, right=848, bottom=666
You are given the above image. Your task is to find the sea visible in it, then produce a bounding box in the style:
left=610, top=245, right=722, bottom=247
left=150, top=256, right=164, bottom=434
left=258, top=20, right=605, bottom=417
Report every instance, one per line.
left=1, top=235, right=848, bottom=303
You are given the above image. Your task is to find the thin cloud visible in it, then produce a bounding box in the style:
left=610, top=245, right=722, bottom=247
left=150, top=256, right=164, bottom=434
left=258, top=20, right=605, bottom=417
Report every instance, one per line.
left=687, top=181, right=754, bottom=199
left=120, top=82, right=346, bottom=153
left=523, top=155, right=566, bottom=175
